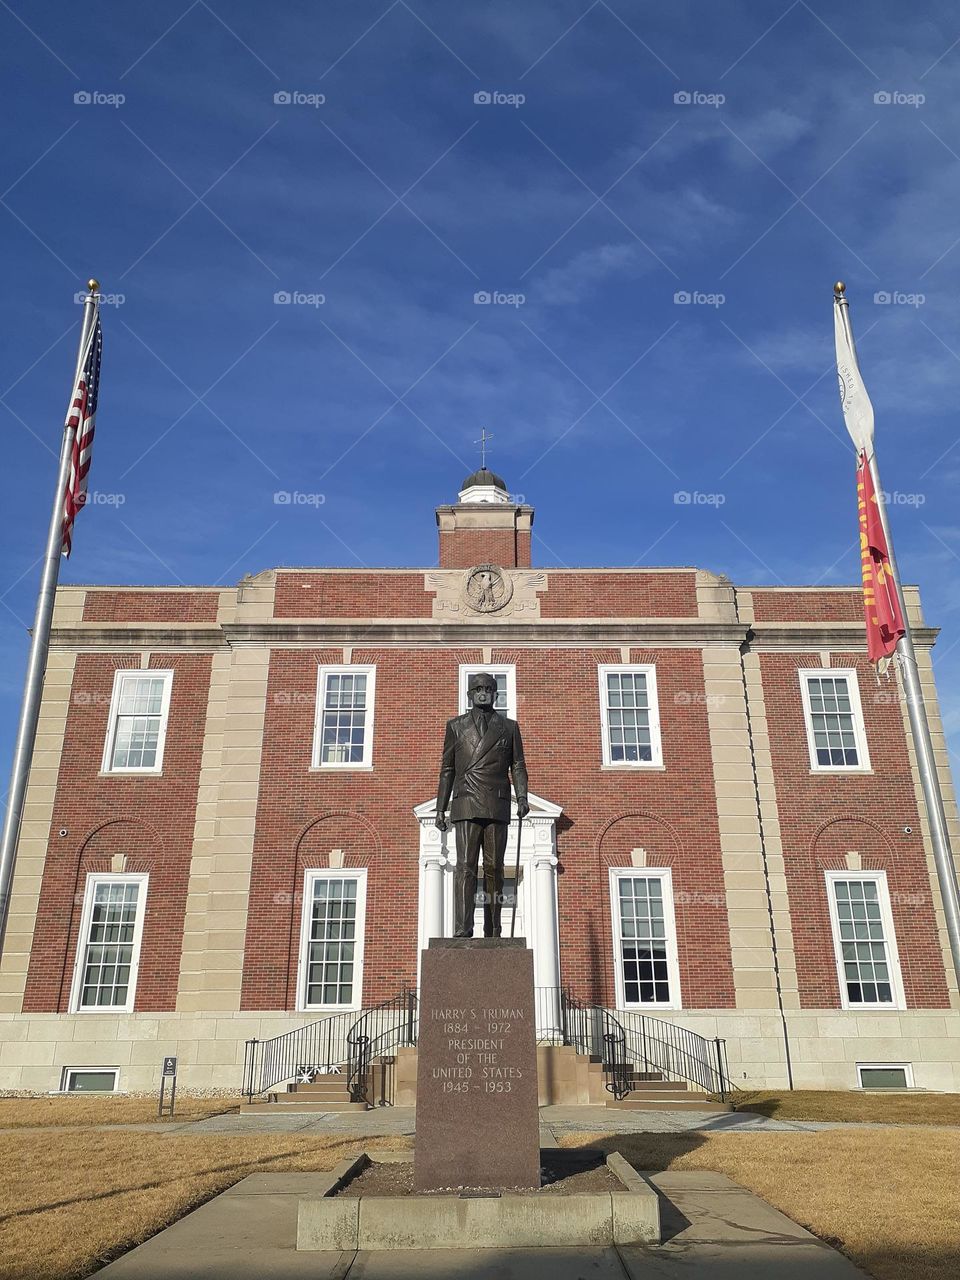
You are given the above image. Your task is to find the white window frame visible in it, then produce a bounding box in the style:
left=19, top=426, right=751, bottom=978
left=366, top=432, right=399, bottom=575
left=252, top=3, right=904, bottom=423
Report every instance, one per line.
left=825, top=870, right=905, bottom=1011
left=297, top=868, right=368, bottom=1012
left=598, top=664, right=663, bottom=768
left=101, top=669, right=173, bottom=775
left=312, top=665, right=377, bottom=769
left=69, top=872, right=149, bottom=1014
left=458, top=663, right=517, bottom=719
left=609, top=867, right=682, bottom=1011
left=60, top=1066, right=120, bottom=1093
left=856, top=1061, right=914, bottom=1089
left=799, top=668, right=871, bottom=773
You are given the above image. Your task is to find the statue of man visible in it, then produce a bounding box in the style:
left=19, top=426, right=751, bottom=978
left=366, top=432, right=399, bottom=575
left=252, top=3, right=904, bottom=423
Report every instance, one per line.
left=435, top=672, right=530, bottom=938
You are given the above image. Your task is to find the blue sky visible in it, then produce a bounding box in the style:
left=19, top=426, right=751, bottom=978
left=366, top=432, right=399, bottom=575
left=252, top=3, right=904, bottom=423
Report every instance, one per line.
left=3, top=1, right=960, bottom=779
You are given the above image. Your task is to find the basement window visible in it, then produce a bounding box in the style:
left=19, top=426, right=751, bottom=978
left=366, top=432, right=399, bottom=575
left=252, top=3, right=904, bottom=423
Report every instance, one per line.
left=61, top=1067, right=119, bottom=1093
left=857, top=1062, right=914, bottom=1089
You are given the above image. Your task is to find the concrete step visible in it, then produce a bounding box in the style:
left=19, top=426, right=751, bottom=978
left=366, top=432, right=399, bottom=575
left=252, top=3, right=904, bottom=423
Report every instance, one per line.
left=285, top=1081, right=351, bottom=1094
left=606, top=1094, right=731, bottom=1113
left=613, top=1079, right=688, bottom=1091
left=271, top=1091, right=356, bottom=1106
left=240, top=1100, right=368, bottom=1113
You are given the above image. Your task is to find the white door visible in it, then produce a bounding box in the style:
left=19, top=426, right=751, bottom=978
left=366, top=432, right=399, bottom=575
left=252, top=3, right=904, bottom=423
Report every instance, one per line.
left=473, top=867, right=524, bottom=939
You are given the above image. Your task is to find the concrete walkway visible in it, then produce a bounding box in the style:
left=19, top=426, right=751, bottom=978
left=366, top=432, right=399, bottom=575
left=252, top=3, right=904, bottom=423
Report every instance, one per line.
left=36, top=1102, right=927, bottom=1139
left=95, top=1166, right=871, bottom=1279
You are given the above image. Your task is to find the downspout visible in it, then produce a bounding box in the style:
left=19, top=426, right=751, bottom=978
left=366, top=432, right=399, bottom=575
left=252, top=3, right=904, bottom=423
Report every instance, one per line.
left=734, top=590, right=795, bottom=1089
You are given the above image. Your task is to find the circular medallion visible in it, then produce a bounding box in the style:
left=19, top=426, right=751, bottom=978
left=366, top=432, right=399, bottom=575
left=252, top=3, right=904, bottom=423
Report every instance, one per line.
left=461, top=563, right=513, bottom=613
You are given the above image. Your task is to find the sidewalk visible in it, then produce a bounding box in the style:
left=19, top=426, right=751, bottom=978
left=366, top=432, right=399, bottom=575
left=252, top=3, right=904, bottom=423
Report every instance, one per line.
left=23, top=1102, right=927, bottom=1139
left=95, top=1165, right=871, bottom=1279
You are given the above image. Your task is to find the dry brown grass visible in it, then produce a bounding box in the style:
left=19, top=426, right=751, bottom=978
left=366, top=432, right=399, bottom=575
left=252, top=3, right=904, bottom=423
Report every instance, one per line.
left=0, top=1095, right=241, bottom=1129
left=733, top=1088, right=960, bottom=1126
left=0, top=1129, right=412, bottom=1280
left=561, top=1127, right=960, bottom=1280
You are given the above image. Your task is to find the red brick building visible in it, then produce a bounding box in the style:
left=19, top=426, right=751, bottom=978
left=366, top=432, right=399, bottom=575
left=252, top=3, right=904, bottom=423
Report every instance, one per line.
left=1, top=468, right=958, bottom=1095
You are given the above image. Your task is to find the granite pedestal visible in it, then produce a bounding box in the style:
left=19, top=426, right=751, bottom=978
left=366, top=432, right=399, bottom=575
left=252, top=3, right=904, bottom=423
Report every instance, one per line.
left=413, top=937, right=540, bottom=1192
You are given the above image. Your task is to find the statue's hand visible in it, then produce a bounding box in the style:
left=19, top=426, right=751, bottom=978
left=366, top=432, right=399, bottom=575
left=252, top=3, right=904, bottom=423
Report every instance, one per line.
left=435, top=814, right=449, bottom=832
left=516, top=798, right=530, bottom=820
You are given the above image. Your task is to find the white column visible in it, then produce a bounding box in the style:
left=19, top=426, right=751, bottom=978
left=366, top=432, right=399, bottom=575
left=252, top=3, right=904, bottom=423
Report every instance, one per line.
left=532, top=851, right=560, bottom=987
left=423, top=854, right=445, bottom=942
left=532, top=850, right=561, bottom=1037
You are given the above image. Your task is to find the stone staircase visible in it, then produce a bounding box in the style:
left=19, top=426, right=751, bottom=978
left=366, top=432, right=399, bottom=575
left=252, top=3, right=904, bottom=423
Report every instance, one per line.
left=240, top=1070, right=367, bottom=1114
left=240, top=1046, right=730, bottom=1113
left=603, top=1069, right=731, bottom=1113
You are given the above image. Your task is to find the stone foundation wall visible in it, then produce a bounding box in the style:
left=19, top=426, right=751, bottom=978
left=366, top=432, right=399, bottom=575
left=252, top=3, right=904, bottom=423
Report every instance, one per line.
left=2, top=1008, right=957, bottom=1094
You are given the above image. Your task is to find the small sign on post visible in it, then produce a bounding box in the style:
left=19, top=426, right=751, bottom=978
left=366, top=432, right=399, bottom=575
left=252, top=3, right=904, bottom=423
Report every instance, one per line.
left=158, top=1056, right=178, bottom=1118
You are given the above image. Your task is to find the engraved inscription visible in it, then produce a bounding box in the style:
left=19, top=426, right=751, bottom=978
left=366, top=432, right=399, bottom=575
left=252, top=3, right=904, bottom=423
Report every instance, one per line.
left=425, top=1005, right=527, bottom=1096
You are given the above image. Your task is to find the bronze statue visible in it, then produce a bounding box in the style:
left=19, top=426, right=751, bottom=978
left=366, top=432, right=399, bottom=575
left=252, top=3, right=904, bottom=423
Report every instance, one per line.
left=435, top=672, right=530, bottom=937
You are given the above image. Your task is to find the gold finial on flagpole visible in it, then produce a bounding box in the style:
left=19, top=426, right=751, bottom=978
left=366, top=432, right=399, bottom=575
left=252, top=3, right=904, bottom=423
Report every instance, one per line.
left=87, top=279, right=100, bottom=293
left=834, top=280, right=846, bottom=296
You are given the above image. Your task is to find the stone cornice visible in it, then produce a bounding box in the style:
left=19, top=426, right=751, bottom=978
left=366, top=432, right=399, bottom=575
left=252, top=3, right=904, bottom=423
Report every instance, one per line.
left=47, top=618, right=941, bottom=652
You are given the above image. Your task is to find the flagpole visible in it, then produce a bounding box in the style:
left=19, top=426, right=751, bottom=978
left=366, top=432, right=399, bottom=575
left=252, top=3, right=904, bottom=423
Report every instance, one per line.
left=835, top=281, right=960, bottom=987
left=0, top=280, right=100, bottom=956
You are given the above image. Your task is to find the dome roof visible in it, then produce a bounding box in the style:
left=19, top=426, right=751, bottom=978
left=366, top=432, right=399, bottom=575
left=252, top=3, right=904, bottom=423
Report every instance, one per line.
left=461, top=466, right=507, bottom=491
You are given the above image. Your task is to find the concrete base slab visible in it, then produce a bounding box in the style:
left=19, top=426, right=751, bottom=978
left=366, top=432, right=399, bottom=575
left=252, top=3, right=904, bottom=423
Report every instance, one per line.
left=298, top=1150, right=660, bottom=1250
left=95, top=1168, right=871, bottom=1280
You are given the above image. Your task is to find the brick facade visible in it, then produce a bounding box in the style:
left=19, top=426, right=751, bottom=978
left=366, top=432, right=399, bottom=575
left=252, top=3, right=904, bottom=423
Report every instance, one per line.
left=3, top=476, right=958, bottom=1094
left=239, top=644, right=735, bottom=1011
left=22, top=653, right=211, bottom=1013
left=759, top=651, right=951, bottom=1009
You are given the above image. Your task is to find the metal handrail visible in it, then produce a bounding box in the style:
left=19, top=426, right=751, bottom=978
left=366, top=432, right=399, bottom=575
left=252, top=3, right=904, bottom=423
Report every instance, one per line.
left=346, top=988, right=419, bottom=1104
left=242, top=985, right=735, bottom=1104
left=242, top=1008, right=356, bottom=1102
left=557, top=990, right=735, bottom=1101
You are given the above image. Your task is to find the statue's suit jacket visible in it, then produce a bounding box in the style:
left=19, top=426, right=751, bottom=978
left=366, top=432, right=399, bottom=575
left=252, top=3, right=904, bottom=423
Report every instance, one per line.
left=436, top=710, right=529, bottom=824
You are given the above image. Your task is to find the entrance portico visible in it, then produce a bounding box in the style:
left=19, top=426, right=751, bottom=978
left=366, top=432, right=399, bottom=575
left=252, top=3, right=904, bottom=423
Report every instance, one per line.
left=414, top=793, right=562, bottom=1007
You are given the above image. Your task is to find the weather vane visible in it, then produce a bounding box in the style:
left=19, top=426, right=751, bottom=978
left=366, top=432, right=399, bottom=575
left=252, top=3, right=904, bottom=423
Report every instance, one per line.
left=474, top=428, right=492, bottom=470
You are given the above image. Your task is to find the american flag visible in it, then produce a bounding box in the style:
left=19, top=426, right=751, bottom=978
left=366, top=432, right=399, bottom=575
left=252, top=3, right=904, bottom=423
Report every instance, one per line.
left=61, top=312, right=102, bottom=557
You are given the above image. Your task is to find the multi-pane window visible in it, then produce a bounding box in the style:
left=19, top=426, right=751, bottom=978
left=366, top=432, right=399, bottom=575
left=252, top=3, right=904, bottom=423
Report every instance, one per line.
left=826, top=873, right=903, bottom=1009
left=598, top=665, right=662, bottom=767
left=610, top=870, right=679, bottom=1008
left=313, top=666, right=376, bottom=767
left=300, top=871, right=367, bottom=1009
left=102, top=671, right=172, bottom=773
left=458, top=665, right=516, bottom=718
left=800, top=671, right=870, bottom=771
left=71, top=875, right=147, bottom=1013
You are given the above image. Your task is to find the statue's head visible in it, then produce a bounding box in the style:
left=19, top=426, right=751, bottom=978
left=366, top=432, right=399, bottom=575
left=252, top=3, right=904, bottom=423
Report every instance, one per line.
left=467, top=671, right=498, bottom=710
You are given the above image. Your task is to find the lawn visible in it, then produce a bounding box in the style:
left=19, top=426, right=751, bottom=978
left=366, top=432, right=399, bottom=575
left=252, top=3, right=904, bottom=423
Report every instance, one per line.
left=733, top=1089, right=960, bottom=1126
left=2, top=1121, right=958, bottom=1280
left=562, top=1128, right=960, bottom=1280
left=0, top=1128, right=411, bottom=1280
left=0, top=1095, right=241, bottom=1128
